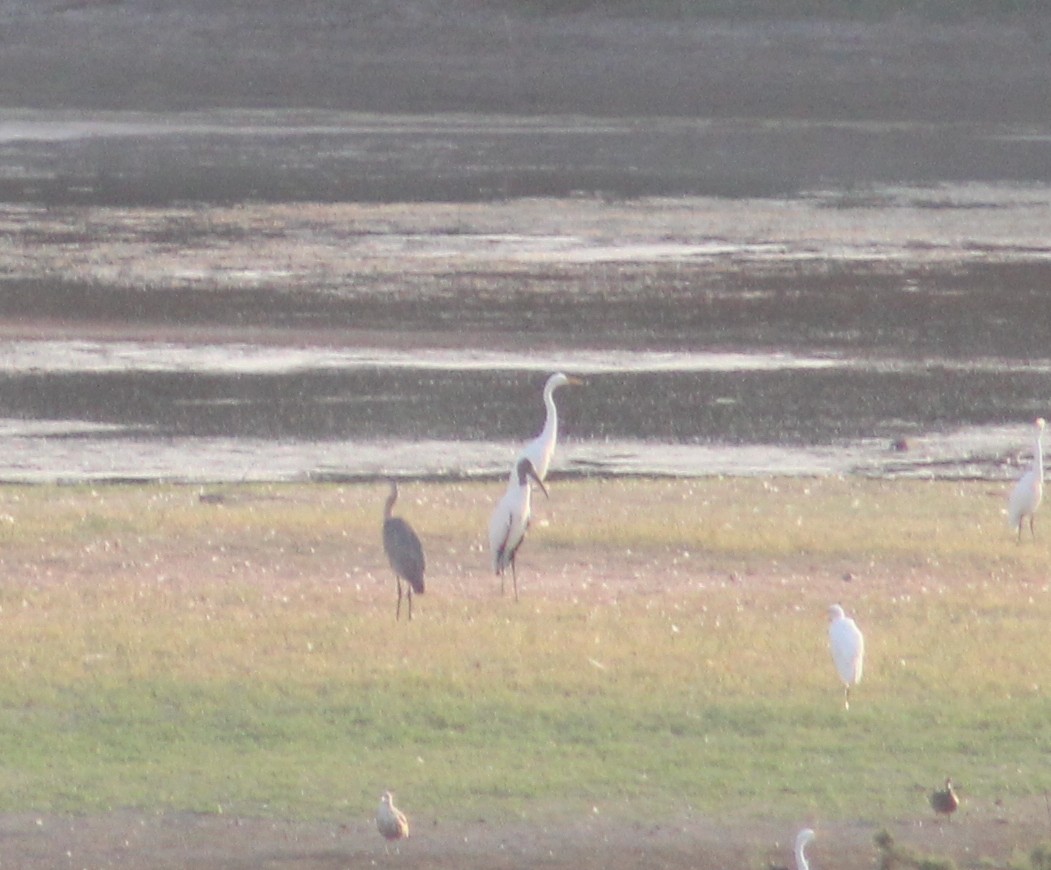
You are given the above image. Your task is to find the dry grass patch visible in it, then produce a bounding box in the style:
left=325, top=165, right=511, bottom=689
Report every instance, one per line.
left=0, top=478, right=1048, bottom=826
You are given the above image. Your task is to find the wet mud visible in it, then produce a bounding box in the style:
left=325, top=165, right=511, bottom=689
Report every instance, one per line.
left=2, top=6, right=1051, bottom=482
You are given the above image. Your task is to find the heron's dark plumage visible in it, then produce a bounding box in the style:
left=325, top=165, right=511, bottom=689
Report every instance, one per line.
left=383, top=517, right=425, bottom=595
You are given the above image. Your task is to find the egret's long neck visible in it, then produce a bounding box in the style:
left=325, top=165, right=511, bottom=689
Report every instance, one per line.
left=795, top=843, right=809, bottom=870
left=384, top=487, right=397, bottom=520
left=541, top=384, right=559, bottom=443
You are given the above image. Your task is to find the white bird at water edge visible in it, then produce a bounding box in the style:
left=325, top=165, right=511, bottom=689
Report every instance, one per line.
left=489, top=457, right=548, bottom=601
left=511, top=371, right=584, bottom=483
left=1007, top=417, right=1045, bottom=541
left=828, top=604, right=864, bottom=710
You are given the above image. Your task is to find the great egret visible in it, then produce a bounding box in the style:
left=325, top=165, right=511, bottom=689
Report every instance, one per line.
left=795, top=828, right=816, bottom=870
left=512, top=372, right=584, bottom=483
left=382, top=481, right=425, bottom=621
left=828, top=604, right=864, bottom=710
left=929, top=778, right=959, bottom=819
left=489, top=457, right=549, bottom=601
left=1008, top=417, right=1045, bottom=541
left=376, top=790, right=409, bottom=841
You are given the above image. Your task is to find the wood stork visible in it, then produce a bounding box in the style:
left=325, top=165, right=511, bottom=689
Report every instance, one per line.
left=1008, top=417, right=1045, bottom=541
left=828, top=604, right=864, bottom=710
left=929, top=778, right=959, bottom=819
left=376, top=790, right=409, bottom=842
left=382, top=480, right=425, bottom=621
left=512, top=372, right=584, bottom=484
left=489, top=457, right=548, bottom=601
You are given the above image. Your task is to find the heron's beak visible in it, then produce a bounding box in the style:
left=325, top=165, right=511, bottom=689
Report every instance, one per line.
left=528, top=466, right=550, bottom=499
left=566, top=375, right=586, bottom=386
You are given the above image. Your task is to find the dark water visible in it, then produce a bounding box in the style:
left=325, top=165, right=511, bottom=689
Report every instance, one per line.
left=0, top=342, right=1048, bottom=483
left=2, top=111, right=1051, bottom=483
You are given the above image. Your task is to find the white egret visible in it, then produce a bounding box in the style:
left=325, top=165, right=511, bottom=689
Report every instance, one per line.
left=929, top=778, right=959, bottom=819
left=489, top=457, right=549, bottom=601
left=512, top=372, right=584, bottom=483
left=376, top=790, right=409, bottom=842
left=795, top=828, right=816, bottom=870
left=1007, top=417, right=1045, bottom=541
left=382, top=481, right=425, bottom=621
left=828, top=604, right=864, bottom=710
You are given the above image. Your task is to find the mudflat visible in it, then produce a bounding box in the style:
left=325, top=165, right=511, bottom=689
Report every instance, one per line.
left=3, top=4, right=1051, bottom=868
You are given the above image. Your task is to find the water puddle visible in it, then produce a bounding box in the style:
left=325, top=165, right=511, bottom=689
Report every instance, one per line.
left=0, top=340, right=1039, bottom=484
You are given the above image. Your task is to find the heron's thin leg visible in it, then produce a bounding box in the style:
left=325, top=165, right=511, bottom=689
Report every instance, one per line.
left=407, top=588, right=413, bottom=621
left=511, top=557, right=519, bottom=602
left=1030, top=515, right=1037, bottom=539
left=396, top=578, right=403, bottom=621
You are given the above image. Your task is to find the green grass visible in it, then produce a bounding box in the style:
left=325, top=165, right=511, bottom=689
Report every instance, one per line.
left=0, top=479, right=1049, bottom=825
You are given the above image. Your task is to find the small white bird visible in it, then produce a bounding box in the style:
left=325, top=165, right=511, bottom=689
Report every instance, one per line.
left=512, top=372, right=584, bottom=484
left=489, top=457, right=549, bottom=601
left=1008, top=417, right=1045, bottom=541
left=828, top=604, right=864, bottom=710
left=795, top=828, right=816, bottom=870
left=376, top=790, right=409, bottom=843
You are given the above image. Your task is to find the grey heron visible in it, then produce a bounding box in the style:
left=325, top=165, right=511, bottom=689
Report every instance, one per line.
left=382, top=480, right=425, bottom=621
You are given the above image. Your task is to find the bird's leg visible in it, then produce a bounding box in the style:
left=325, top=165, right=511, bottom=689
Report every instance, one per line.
left=396, top=577, right=403, bottom=621
left=844, top=686, right=850, bottom=711
left=500, top=570, right=505, bottom=597
left=511, top=557, right=519, bottom=602
left=407, top=587, right=413, bottom=621
left=1030, top=515, right=1037, bottom=539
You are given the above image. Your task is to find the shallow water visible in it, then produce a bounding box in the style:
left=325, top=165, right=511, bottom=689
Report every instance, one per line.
left=2, top=110, right=1051, bottom=484
left=0, top=339, right=1044, bottom=484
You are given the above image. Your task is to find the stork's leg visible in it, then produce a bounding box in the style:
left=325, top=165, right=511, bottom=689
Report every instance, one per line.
left=511, top=556, right=519, bottom=602
left=396, top=577, right=403, bottom=621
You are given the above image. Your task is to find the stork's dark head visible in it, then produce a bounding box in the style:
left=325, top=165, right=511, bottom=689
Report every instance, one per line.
left=516, top=458, right=549, bottom=499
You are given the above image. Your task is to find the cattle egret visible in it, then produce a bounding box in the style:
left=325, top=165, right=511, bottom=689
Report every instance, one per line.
left=1008, top=417, right=1045, bottom=541
left=796, top=828, right=816, bottom=870
left=512, top=372, right=584, bottom=484
left=828, top=604, right=864, bottom=709
left=382, top=481, right=425, bottom=621
left=930, top=778, right=959, bottom=819
left=376, top=790, right=409, bottom=842
left=489, top=457, right=548, bottom=601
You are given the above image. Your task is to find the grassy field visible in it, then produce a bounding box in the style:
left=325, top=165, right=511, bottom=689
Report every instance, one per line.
left=0, top=477, right=1048, bottom=832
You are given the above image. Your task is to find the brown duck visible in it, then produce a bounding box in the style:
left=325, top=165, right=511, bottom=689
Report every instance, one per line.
left=930, top=778, right=959, bottom=818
